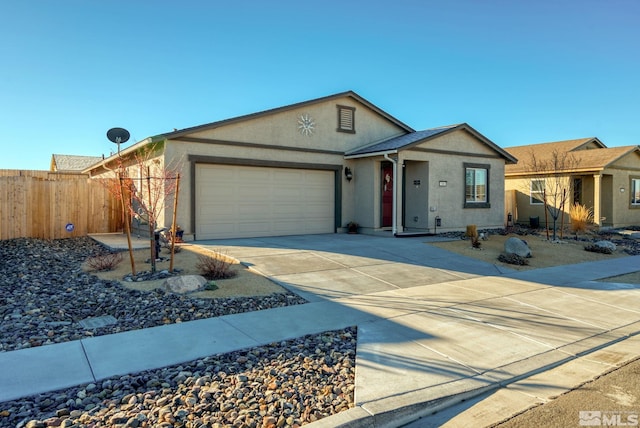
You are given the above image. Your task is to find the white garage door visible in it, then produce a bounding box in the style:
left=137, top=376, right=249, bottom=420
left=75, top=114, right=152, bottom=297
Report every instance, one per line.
left=195, top=164, right=335, bottom=239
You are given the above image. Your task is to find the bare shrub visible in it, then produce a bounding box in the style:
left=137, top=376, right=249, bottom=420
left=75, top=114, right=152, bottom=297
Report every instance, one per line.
left=498, top=253, right=529, bottom=265
left=584, top=244, right=613, bottom=255
left=86, top=252, right=124, bottom=272
left=570, top=203, right=593, bottom=235
left=195, top=251, right=237, bottom=280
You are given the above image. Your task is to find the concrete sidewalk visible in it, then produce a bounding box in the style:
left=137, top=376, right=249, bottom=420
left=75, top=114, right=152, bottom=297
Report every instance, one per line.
left=1, top=234, right=639, bottom=427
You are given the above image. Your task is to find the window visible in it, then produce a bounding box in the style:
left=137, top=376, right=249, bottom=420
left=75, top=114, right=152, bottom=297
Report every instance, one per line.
left=573, top=178, right=583, bottom=205
left=631, top=177, right=640, bottom=206
left=530, top=179, right=545, bottom=205
left=464, top=163, right=490, bottom=208
left=337, top=105, right=355, bottom=133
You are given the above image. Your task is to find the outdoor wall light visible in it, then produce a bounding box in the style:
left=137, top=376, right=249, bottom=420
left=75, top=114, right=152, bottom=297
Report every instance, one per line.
left=345, top=167, right=353, bottom=181
left=620, top=187, right=625, bottom=193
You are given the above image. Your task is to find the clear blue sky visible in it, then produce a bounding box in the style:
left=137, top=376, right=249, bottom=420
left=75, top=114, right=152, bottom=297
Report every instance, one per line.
left=1, top=0, right=639, bottom=170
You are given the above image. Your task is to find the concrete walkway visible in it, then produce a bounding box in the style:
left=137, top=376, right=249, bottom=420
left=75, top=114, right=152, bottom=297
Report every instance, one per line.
left=1, top=233, right=639, bottom=428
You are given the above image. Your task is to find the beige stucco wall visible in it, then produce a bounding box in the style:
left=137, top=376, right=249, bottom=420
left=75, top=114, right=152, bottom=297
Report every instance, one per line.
left=350, top=129, right=510, bottom=234
left=400, top=130, right=507, bottom=232
left=89, top=102, right=514, bottom=237
left=165, top=141, right=349, bottom=235
left=348, top=158, right=379, bottom=230
left=608, top=152, right=640, bottom=226
left=159, top=95, right=407, bottom=235
left=605, top=166, right=640, bottom=227
left=506, top=164, right=640, bottom=229
left=421, top=129, right=500, bottom=157
left=505, top=175, right=575, bottom=227
left=88, top=147, right=173, bottom=235
left=609, top=151, right=640, bottom=169
left=582, top=140, right=603, bottom=150
left=185, top=96, right=405, bottom=154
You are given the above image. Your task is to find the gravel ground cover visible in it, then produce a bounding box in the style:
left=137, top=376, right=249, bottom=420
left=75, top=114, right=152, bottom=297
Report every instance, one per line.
left=0, top=237, right=307, bottom=353
left=0, top=237, right=357, bottom=427
left=1, top=327, right=357, bottom=428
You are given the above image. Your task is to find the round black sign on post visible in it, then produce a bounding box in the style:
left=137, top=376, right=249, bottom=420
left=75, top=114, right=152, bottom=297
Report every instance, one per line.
left=107, top=127, right=130, bottom=155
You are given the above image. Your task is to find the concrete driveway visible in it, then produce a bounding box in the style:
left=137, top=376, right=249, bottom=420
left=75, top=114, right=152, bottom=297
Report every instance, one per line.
left=196, top=233, right=640, bottom=427
left=2, top=233, right=638, bottom=427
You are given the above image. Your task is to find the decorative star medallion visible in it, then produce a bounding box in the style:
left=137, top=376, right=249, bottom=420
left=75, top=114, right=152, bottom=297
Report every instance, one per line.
left=297, top=113, right=315, bottom=136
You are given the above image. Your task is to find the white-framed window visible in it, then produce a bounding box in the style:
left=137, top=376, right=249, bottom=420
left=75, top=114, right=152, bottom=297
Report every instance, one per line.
left=631, top=177, right=640, bottom=206
left=530, top=179, right=545, bottom=205
left=464, top=163, right=490, bottom=208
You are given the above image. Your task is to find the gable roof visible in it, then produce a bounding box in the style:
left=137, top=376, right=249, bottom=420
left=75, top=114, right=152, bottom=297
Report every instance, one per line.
left=151, top=90, right=415, bottom=141
left=505, top=138, right=639, bottom=175
left=345, top=123, right=517, bottom=163
left=86, top=91, right=416, bottom=173
left=573, top=145, right=640, bottom=170
left=51, top=154, right=102, bottom=172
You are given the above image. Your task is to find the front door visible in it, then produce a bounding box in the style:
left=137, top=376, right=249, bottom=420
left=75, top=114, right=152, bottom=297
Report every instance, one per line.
left=382, top=162, right=393, bottom=227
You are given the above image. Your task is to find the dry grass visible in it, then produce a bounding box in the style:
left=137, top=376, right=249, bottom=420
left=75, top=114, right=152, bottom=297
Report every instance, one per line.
left=194, top=251, right=237, bottom=280
left=569, top=203, right=594, bottom=235
left=432, top=232, right=640, bottom=285
left=430, top=233, right=628, bottom=271
left=82, top=244, right=287, bottom=298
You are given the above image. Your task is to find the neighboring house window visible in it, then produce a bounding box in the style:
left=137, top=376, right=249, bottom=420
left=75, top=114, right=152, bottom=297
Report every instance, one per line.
left=530, top=179, right=545, bottom=205
left=337, top=105, right=355, bottom=133
left=631, top=177, right=640, bottom=206
left=464, top=163, right=490, bottom=208
left=573, top=178, right=583, bottom=205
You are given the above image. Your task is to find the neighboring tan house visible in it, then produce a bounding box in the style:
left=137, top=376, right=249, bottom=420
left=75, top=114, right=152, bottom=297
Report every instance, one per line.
left=51, top=154, right=102, bottom=172
left=85, top=91, right=516, bottom=240
left=505, top=138, right=640, bottom=228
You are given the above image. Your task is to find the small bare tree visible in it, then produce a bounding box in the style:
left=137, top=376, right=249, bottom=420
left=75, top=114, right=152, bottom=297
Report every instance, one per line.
left=129, top=147, right=181, bottom=273
left=524, top=148, right=580, bottom=240
left=98, top=143, right=182, bottom=274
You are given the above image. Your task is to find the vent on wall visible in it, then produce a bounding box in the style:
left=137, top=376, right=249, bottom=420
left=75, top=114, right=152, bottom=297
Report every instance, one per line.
left=337, top=105, right=355, bottom=133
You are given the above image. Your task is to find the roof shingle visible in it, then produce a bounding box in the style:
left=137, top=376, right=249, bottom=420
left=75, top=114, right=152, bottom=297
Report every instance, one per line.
left=346, top=125, right=459, bottom=156
left=51, top=154, right=102, bottom=172
left=505, top=138, right=639, bottom=175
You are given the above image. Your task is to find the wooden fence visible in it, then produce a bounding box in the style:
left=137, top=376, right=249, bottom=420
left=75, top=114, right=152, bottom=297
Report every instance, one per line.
left=0, top=170, right=122, bottom=240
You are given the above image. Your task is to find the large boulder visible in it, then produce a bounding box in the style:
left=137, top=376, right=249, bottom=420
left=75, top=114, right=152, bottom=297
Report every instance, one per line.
left=504, top=237, right=532, bottom=258
left=595, top=240, right=617, bottom=252
left=164, top=275, right=207, bottom=294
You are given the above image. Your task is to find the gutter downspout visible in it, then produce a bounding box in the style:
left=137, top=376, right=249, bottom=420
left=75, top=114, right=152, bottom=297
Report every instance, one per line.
left=384, top=153, right=398, bottom=236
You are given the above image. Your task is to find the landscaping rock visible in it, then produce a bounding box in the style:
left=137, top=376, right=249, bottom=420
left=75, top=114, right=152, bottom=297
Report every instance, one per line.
left=1, top=327, right=357, bottom=427
left=163, top=275, right=207, bottom=294
left=504, top=237, right=532, bottom=258
left=0, top=237, right=355, bottom=427
left=0, top=237, right=306, bottom=353
left=595, top=240, right=617, bottom=252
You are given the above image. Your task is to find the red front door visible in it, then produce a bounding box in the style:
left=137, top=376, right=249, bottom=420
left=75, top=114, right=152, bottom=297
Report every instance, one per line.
left=382, top=163, right=393, bottom=227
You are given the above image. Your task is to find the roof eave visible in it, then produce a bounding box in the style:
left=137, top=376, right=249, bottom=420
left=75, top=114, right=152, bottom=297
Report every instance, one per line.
left=82, top=137, right=155, bottom=174
left=157, top=91, right=415, bottom=140
left=573, top=137, right=607, bottom=150
left=601, top=146, right=640, bottom=168
left=453, top=123, right=518, bottom=164
left=345, top=149, right=399, bottom=160
left=505, top=166, right=606, bottom=177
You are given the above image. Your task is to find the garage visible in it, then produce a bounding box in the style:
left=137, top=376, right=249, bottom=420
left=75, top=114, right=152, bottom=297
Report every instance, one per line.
left=195, top=164, right=335, bottom=239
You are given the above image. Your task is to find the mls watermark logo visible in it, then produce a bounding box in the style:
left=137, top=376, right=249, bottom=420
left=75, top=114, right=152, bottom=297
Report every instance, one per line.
left=579, top=411, right=639, bottom=426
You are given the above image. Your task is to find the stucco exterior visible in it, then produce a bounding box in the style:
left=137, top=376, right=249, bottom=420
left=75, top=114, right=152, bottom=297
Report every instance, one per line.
left=86, top=91, right=515, bottom=239
left=505, top=139, right=640, bottom=229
